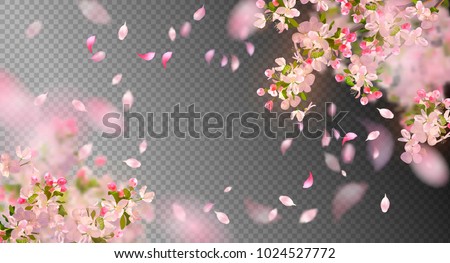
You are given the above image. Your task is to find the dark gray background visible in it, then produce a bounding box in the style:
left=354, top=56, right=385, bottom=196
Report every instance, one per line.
left=0, top=0, right=449, bottom=242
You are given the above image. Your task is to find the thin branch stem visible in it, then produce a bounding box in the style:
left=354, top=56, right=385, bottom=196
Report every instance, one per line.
left=435, top=0, right=445, bottom=8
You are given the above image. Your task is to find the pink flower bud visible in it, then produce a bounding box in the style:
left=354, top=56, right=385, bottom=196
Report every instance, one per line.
left=60, top=185, right=67, bottom=193
left=335, top=74, right=345, bottom=82
left=429, top=95, right=436, bottom=103
left=100, top=206, right=108, bottom=216
left=269, top=84, right=277, bottom=91
left=432, top=90, right=440, bottom=99
left=128, top=178, right=138, bottom=188
left=401, top=23, right=411, bottom=30
left=272, top=0, right=279, bottom=7
left=374, top=91, right=383, bottom=99
left=264, top=69, right=273, bottom=78
left=46, top=179, right=54, bottom=186
left=360, top=41, right=367, bottom=49
left=94, top=155, right=107, bottom=167
left=342, top=27, right=350, bottom=35
left=57, top=177, right=67, bottom=186
left=31, top=176, right=39, bottom=185
left=256, top=0, right=265, bottom=9
left=107, top=182, right=117, bottom=191
left=360, top=97, right=369, bottom=105
left=414, top=96, right=421, bottom=103
left=17, top=197, right=26, bottom=204
left=330, top=59, right=340, bottom=69
left=347, top=33, right=357, bottom=43
left=264, top=100, right=273, bottom=111
left=257, top=88, right=265, bottom=96
left=118, top=190, right=125, bottom=198
left=417, top=89, right=426, bottom=98
left=363, top=87, right=371, bottom=94
left=44, top=172, right=52, bottom=181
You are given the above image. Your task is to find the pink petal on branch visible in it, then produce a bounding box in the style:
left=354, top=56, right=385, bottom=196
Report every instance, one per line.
left=162, top=52, right=173, bottom=69
left=215, top=211, right=230, bottom=224
left=137, top=52, right=156, bottom=61
left=193, top=5, right=206, bottom=21
left=377, top=108, right=394, bottom=119
left=324, top=152, right=341, bottom=172
left=332, top=182, right=368, bottom=221
left=86, top=35, right=96, bottom=53
left=245, top=42, right=255, bottom=56
left=299, top=208, right=318, bottom=223
left=118, top=22, right=128, bottom=40
left=280, top=138, right=293, bottom=155
left=380, top=194, right=390, bottom=213
left=112, top=74, right=122, bottom=85
left=303, top=171, right=314, bottom=189
left=279, top=196, right=295, bottom=207
left=342, top=132, right=357, bottom=146
left=366, top=131, right=380, bottom=141
left=34, top=93, right=47, bottom=107
left=78, top=0, right=111, bottom=25
left=124, top=158, right=141, bottom=168
left=72, top=99, right=87, bottom=112
left=203, top=203, right=214, bottom=213
left=91, top=51, right=106, bottom=62
left=205, top=49, right=215, bottom=64
left=180, top=22, right=192, bottom=38
left=25, top=20, right=43, bottom=39
left=139, top=140, right=148, bottom=154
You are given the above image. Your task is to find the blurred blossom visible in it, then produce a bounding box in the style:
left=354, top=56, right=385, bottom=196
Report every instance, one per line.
left=227, top=0, right=260, bottom=40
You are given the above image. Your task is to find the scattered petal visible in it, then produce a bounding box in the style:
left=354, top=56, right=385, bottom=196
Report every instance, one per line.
left=203, top=203, right=214, bottom=213
left=373, top=147, right=380, bottom=159
left=124, top=158, right=141, bottom=168
left=193, top=5, right=206, bottom=21
left=366, top=131, right=380, bottom=141
left=380, top=194, right=390, bottom=213
left=137, top=52, right=156, bottom=61
left=112, top=74, right=123, bottom=85
left=245, top=42, right=255, bottom=56
left=214, top=211, right=230, bottom=224
left=377, top=108, right=394, bottom=119
left=341, top=143, right=355, bottom=164
left=224, top=186, right=233, bottom=193
left=341, top=170, right=347, bottom=177
left=78, top=0, right=111, bottom=24
left=25, top=20, right=43, bottom=39
left=139, top=140, right=147, bottom=154
left=172, top=203, right=186, bottom=222
left=321, top=131, right=331, bottom=147
left=91, top=51, right=106, bottom=62
left=342, top=132, right=357, bottom=145
left=162, top=52, right=173, bottom=69
left=180, top=22, right=192, bottom=38
left=86, top=35, right=96, bottom=53
left=268, top=208, right=278, bottom=222
left=279, top=196, right=296, bottom=207
left=168, top=27, right=176, bottom=41
left=34, top=93, right=47, bottom=107
left=362, top=121, right=394, bottom=171
left=204, top=49, right=215, bottom=64
left=327, top=103, right=337, bottom=117
left=411, top=146, right=449, bottom=188
left=231, top=55, right=240, bottom=72
left=303, top=172, right=314, bottom=189
left=333, top=128, right=341, bottom=140
left=244, top=199, right=278, bottom=224
left=280, top=139, right=293, bottom=155
left=78, top=143, right=93, bottom=161
left=118, top=22, right=128, bottom=40
left=72, top=99, right=87, bottom=112
left=332, top=182, right=368, bottom=221
left=94, top=155, right=107, bottom=167
left=324, top=152, right=341, bottom=172
left=227, top=0, right=259, bottom=40
left=220, top=55, right=228, bottom=67
left=299, top=208, right=318, bottom=223
left=122, top=90, right=134, bottom=108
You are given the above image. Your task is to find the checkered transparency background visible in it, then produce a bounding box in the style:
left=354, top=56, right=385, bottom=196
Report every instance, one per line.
left=1, top=0, right=449, bottom=242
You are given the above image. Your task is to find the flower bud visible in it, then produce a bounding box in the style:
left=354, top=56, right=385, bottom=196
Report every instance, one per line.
left=128, top=178, right=138, bottom=188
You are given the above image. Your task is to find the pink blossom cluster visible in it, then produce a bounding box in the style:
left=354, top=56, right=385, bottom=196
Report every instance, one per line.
left=254, top=0, right=441, bottom=112
left=399, top=89, right=450, bottom=164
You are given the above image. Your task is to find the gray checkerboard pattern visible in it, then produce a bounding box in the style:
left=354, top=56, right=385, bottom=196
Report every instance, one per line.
left=1, top=0, right=449, bottom=243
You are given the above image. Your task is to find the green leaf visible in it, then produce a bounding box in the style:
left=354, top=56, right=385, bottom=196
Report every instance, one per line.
left=405, top=119, right=415, bottom=126
left=311, top=50, right=325, bottom=58
left=365, top=3, right=377, bottom=10
left=58, top=205, right=68, bottom=217
left=16, top=238, right=28, bottom=243
left=345, top=76, right=355, bottom=87
left=287, top=18, right=298, bottom=28
left=91, top=237, right=107, bottom=243
left=108, top=191, right=121, bottom=203
left=52, top=191, right=64, bottom=198
left=27, top=194, right=38, bottom=204
left=97, top=217, right=105, bottom=231
left=320, top=12, right=327, bottom=23
left=390, top=25, right=400, bottom=36
left=343, top=69, right=351, bottom=74
left=439, top=115, right=447, bottom=126
left=9, top=205, right=15, bottom=216
left=300, top=92, right=307, bottom=101
left=123, top=188, right=131, bottom=199
left=91, top=210, right=96, bottom=219
left=25, top=206, right=33, bottom=211
left=120, top=214, right=127, bottom=230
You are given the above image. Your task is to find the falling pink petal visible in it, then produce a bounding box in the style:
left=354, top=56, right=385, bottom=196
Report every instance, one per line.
left=280, top=138, right=293, bottom=155
left=168, top=27, right=176, bottom=41
left=332, top=182, right=368, bottom=221
left=220, top=55, right=228, bottom=67
left=303, top=171, right=314, bottom=189
left=341, top=143, right=355, bottom=164
left=94, top=155, right=107, bottom=167
left=299, top=208, right=318, bottom=223
left=231, top=55, right=240, bottom=72
left=193, top=5, right=206, bottom=21
left=377, top=108, right=394, bottom=119
left=34, top=93, right=47, bottom=107
left=327, top=103, right=337, bottom=117
left=268, top=208, right=278, bottom=222
left=324, top=152, right=341, bottom=172
left=244, top=199, right=279, bottom=224
left=162, top=52, right=173, bottom=69
left=380, top=194, right=390, bottom=213
left=411, top=146, right=449, bottom=188
left=321, top=131, right=331, bottom=147
left=373, top=147, right=380, bottom=159
left=342, top=132, right=357, bottom=145
left=279, top=196, right=295, bottom=207
left=366, top=131, right=380, bottom=141
left=91, top=51, right=106, bottom=62
left=86, top=35, right=96, bottom=53
left=25, top=20, right=43, bottom=39
left=341, top=170, right=347, bottom=177
left=227, top=0, right=259, bottom=40
left=85, top=98, right=123, bottom=132
left=203, top=203, right=214, bottom=213
left=333, top=128, right=341, bottom=140
left=111, top=74, right=123, bottom=85
left=78, top=143, right=93, bottom=161
left=214, top=211, right=230, bottom=225
left=172, top=203, right=187, bottom=222
left=180, top=22, right=192, bottom=38
left=224, top=186, right=233, bottom=193
left=362, top=120, right=394, bottom=171
left=122, top=90, right=134, bottom=108
left=72, top=99, right=87, bottom=112
left=137, top=52, right=156, bottom=61
left=205, top=49, right=215, bottom=64
left=78, top=0, right=111, bottom=25
left=139, top=140, right=148, bottom=154
left=118, top=22, right=128, bottom=40
left=124, top=158, right=141, bottom=168
left=298, top=122, right=304, bottom=132
left=245, top=42, right=255, bottom=56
